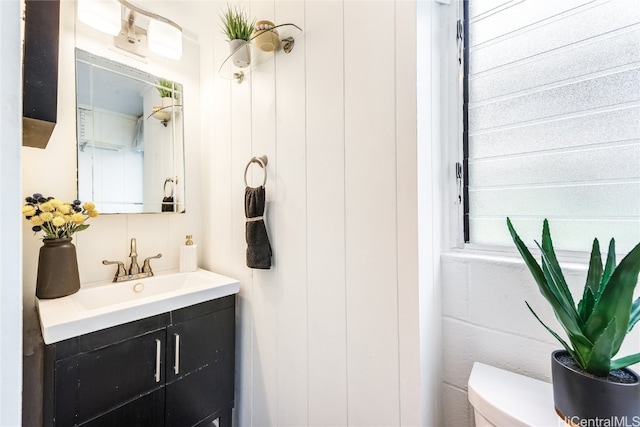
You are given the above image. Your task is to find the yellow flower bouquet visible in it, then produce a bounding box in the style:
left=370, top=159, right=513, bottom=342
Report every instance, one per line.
left=22, top=193, right=99, bottom=240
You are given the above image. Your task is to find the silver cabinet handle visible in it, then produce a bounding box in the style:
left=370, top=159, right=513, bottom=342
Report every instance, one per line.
left=174, top=333, right=180, bottom=375
left=154, top=338, right=161, bottom=383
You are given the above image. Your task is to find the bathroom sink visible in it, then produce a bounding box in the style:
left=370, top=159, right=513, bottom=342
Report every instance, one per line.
left=37, top=269, right=239, bottom=344
left=72, top=271, right=218, bottom=310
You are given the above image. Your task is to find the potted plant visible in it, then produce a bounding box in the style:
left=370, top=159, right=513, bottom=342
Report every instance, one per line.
left=22, top=193, right=99, bottom=299
left=219, top=4, right=255, bottom=68
left=153, top=79, right=177, bottom=126
left=156, top=78, right=175, bottom=99
left=507, top=218, right=640, bottom=424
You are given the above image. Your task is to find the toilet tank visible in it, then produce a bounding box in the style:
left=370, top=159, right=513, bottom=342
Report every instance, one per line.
left=468, top=362, right=564, bottom=427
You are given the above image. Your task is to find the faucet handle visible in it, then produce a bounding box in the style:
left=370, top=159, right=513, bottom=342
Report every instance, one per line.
left=102, top=260, right=126, bottom=282
left=142, top=253, right=162, bottom=274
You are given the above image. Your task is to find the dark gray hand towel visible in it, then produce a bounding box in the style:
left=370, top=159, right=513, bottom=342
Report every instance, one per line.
left=161, top=196, right=174, bottom=212
left=245, top=186, right=272, bottom=269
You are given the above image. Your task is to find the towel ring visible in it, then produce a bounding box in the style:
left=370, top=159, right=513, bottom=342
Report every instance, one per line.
left=164, top=178, right=175, bottom=198
left=244, top=155, right=268, bottom=187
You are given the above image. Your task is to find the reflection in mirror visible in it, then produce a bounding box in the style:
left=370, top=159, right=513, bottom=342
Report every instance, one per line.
left=75, top=49, right=185, bottom=214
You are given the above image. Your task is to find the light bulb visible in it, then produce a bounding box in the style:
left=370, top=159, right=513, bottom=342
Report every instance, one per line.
left=77, top=0, right=121, bottom=36
left=148, top=20, right=182, bottom=60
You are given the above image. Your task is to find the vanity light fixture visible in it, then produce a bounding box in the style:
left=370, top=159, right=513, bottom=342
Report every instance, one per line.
left=77, top=0, right=183, bottom=60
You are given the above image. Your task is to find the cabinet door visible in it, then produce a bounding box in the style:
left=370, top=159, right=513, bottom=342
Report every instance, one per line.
left=166, top=311, right=217, bottom=381
left=165, top=363, right=219, bottom=427
left=54, top=329, right=166, bottom=425
left=165, top=306, right=235, bottom=427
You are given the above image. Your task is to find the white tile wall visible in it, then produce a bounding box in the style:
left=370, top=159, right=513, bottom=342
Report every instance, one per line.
left=441, top=257, right=469, bottom=320
left=441, top=383, right=473, bottom=427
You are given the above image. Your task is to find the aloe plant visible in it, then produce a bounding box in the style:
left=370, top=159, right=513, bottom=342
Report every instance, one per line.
left=507, top=218, right=640, bottom=377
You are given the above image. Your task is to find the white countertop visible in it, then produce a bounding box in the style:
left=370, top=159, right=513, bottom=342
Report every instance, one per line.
left=37, top=268, right=240, bottom=344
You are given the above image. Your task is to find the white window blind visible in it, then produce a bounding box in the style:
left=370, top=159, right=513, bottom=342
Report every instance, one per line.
left=466, top=0, right=640, bottom=253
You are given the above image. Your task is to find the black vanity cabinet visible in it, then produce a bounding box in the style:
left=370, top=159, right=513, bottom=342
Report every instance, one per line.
left=43, top=295, right=235, bottom=427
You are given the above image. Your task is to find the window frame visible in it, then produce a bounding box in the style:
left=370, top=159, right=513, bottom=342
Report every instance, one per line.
left=452, top=0, right=628, bottom=262
left=461, top=0, right=470, bottom=244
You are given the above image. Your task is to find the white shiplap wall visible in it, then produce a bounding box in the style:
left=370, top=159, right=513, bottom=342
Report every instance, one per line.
left=203, top=1, right=421, bottom=426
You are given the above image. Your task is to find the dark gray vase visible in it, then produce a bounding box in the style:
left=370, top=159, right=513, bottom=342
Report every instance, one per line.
left=552, top=350, right=640, bottom=425
left=36, top=238, right=80, bottom=299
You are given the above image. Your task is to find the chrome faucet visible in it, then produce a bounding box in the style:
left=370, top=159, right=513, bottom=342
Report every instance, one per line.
left=102, top=238, right=162, bottom=283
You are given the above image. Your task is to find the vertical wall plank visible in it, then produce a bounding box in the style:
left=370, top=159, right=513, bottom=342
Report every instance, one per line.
left=206, top=3, right=233, bottom=278
left=249, top=2, right=280, bottom=426
left=274, top=2, right=309, bottom=426
left=344, top=2, right=401, bottom=426
left=395, top=1, right=421, bottom=426
left=305, top=1, right=349, bottom=426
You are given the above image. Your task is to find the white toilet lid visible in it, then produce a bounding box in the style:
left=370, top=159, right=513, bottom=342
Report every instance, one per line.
left=468, top=362, right=564, bottom=427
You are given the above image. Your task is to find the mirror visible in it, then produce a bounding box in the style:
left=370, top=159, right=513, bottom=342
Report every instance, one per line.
left=75, top=49, right=185, bottom=214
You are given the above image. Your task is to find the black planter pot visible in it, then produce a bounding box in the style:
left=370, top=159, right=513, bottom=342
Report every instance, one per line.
left=552, top=350, right=640, bottom=425
left=36, top=238, right=80, bottom=299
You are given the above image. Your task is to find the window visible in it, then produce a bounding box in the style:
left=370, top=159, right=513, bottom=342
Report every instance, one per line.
left=463, top=0, right=640, bottom=253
